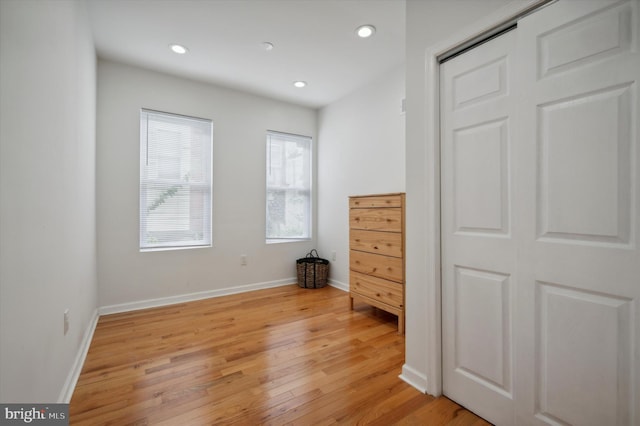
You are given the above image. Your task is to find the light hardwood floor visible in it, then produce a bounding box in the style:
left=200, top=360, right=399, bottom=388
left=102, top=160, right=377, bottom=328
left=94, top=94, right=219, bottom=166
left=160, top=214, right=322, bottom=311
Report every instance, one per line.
left=70, top=284, right=490, bottom=425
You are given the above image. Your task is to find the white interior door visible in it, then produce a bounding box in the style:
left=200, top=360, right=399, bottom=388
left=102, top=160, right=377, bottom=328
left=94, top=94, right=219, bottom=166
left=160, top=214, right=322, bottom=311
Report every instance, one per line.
left=515, top=1, right=639, bottom=424
left=441, top=1, right=640, bottom=425
left=440, top=27, right=518, bottom=426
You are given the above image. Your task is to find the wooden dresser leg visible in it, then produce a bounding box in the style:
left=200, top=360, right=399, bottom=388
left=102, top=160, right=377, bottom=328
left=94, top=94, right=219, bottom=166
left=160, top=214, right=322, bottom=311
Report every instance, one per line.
left=398, top=313, right=404, bottom=335
left=350, top=296, right=354, bottom=310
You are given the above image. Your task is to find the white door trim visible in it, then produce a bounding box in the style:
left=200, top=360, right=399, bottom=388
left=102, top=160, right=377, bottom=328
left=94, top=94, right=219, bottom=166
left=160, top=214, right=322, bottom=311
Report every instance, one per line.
left=404, top=0, right=552, bottom=397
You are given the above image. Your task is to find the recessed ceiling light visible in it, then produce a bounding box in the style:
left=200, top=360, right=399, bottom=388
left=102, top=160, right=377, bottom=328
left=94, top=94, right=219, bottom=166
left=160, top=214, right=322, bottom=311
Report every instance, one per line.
left=262, top=42, right=274, bottom=51
left=293, top=81, right=307, bottom=88
left=356, top=25, right=376, bottom=38
left=169, top=44, right=188, bottom=54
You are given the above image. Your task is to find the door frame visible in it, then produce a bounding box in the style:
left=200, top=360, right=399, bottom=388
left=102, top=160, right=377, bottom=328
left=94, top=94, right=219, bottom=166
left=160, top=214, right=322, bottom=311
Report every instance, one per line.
left=402, top=0, right=553, bottom=397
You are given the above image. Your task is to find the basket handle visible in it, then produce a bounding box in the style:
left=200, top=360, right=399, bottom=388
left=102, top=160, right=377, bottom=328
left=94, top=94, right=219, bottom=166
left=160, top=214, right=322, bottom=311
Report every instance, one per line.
left=306, top=249, right=320, bottom=258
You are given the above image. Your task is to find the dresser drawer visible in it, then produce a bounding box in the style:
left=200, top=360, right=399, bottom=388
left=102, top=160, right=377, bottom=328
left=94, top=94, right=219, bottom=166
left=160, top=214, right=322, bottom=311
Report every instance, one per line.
left=350, top=250, right=403, bottom=283
left=349, top=208, right=402, bottom=232
left=350, top=194, right=403, bottom=209
left=350, top=272, right=403, bottom=308
left=350, top=229, right=402, bottom=258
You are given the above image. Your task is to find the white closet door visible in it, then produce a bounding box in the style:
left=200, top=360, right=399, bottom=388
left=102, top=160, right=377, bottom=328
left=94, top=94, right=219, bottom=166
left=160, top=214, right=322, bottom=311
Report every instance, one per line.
left=515, top=1, right=640, bottom=425
left=440, top=29, right=518, bottom=425
left=441, top=1, right=640, bottom=425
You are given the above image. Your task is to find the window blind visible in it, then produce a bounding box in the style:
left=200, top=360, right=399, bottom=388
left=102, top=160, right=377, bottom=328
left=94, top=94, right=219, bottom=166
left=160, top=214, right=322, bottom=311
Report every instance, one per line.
left=266, top=130, right=312, bottom=240
left=140, top=109, right=212, bottom=250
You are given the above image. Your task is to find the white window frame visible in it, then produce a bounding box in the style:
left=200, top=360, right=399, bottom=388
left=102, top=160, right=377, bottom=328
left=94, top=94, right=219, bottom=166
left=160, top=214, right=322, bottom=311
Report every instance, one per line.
left=139, top=109, right=213, bottom=251
left=266, top=130, right=312, bottom=243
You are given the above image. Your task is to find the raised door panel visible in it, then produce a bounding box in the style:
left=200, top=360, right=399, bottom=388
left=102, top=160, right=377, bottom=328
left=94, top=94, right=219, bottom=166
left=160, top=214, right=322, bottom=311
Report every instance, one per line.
left=534, top=282, right=633, bottom=426
left=453, top=55, right=508, bottom=109
left=537, top=84, right=632, bottom=246
left=454, top=118, right=510, bottom=236
left=537, top=1, right=632, bottom=79
left=350, top=229, right=403, bottom=258
left=454, top=267, right=512, bottom=396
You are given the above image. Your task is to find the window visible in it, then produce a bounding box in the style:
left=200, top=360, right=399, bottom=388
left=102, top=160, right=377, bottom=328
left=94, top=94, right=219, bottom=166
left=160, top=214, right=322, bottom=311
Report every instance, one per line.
left=266, top=131, right=312, bottom=241
left=140, top=109, right=212, bottom=250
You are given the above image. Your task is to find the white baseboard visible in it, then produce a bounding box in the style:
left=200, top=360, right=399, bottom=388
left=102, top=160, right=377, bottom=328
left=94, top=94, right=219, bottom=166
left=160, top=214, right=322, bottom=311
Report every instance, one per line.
left=98, top=278, right=296, bottom=316
left=328, top=278, right=348, bottom=292
left=400, top=363, right=429, bottom=394
left=58, top=308, right=99, bottom=403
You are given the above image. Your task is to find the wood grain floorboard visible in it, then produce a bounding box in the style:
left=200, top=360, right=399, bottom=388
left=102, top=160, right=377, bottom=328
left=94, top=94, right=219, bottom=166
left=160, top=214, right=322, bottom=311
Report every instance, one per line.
left=70, top=284, right=491, bottom=425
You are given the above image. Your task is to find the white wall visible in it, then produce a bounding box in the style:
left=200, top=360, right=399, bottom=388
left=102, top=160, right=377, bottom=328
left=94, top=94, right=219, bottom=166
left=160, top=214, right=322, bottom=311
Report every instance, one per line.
left=404, top=0, right=527, bottom=393
left=97, top=60, right=317, bottom=308
left=317, top=66, right=406, bottom=289
left=0, top=0, right=97, bottom=402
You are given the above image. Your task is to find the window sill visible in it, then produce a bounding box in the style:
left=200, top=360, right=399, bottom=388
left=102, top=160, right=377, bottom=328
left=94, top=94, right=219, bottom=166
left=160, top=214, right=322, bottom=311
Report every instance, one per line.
left=266, top=238, right=311, bottom=245
left=140, top=244, right=212, bottom=252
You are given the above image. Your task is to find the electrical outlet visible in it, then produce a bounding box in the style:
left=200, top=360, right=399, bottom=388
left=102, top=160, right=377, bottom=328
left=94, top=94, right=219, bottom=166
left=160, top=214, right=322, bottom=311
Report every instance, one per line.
left=64, top=309, right=69, bottom=336
left=240, top=254, right=247, bottom=266
left=332, top=251, right=337, bottom=261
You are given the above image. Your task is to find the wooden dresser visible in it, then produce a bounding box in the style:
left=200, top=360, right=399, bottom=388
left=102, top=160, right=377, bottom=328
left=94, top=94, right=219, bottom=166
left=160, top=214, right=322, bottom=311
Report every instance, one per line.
left=349, top=193, right=405, bottom=334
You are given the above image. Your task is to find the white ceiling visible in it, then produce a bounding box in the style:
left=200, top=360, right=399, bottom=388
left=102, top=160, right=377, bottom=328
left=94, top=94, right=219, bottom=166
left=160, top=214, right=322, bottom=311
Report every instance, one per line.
left=87, top=0, right=406, bottom=109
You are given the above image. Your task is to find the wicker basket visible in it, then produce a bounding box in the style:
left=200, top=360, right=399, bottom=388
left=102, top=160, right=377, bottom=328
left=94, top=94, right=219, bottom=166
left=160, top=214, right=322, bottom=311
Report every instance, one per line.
left=296, top=250, right=329, bottom=289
